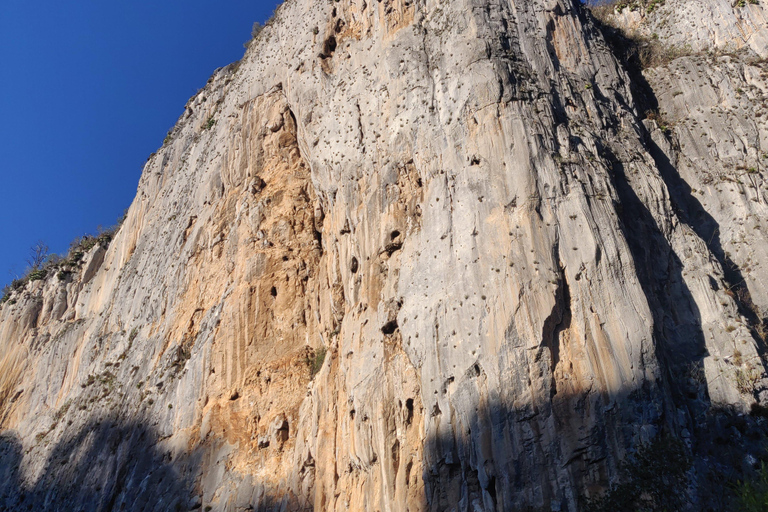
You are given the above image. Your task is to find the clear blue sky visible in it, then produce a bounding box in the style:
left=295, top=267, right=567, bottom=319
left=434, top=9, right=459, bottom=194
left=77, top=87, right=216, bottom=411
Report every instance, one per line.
left=0, top=0, right=281, bottom=287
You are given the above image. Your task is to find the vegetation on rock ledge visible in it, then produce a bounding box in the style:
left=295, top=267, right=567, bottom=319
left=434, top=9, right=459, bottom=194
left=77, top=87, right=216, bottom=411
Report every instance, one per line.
left=1, top=210, right=128, bottom=306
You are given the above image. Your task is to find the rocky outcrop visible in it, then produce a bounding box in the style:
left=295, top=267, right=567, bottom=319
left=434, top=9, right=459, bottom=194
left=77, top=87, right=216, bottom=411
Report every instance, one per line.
left=610, top=0, right=768, bottom=57
left=1, top=0, right=767, bottom=510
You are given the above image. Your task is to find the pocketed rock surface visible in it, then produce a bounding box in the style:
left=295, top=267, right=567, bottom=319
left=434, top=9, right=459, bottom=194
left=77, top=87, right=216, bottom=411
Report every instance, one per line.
left=1, top=0, right=767, bottom=510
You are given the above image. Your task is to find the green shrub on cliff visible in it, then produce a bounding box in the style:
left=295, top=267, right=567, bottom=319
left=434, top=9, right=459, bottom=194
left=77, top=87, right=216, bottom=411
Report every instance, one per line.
left=309, top=346, right=326, bottom=378
left=734, top=463, right=768, bottom=512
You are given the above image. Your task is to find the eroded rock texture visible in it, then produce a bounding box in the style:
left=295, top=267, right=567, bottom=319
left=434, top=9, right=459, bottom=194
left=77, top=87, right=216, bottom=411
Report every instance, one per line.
left=1, top=0, right=767, bottom=510
left=610, top=0, right=768, bottom=57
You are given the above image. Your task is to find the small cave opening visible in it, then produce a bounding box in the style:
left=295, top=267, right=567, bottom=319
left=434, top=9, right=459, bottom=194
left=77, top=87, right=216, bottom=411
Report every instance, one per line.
left=270, top=286, right=278, bottom=297
left=384, top=232, right=404, bottom=255
left=381, top=319, right=398, bottom=335
left=404, top=398, right=414, bottom=426
left=487, top=476, right=498, bottom=507
left=321, top=35, right=337, bottom=58
left=350, top=256, right=359, bottom=274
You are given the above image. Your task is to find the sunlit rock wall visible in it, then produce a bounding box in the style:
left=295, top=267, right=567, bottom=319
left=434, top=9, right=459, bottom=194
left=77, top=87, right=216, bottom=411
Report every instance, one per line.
left=1, top=0, right=767, bottom=510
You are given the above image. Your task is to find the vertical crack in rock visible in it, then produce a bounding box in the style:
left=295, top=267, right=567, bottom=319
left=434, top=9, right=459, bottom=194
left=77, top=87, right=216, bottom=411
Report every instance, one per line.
left=541, top=260, right=572, bottom=400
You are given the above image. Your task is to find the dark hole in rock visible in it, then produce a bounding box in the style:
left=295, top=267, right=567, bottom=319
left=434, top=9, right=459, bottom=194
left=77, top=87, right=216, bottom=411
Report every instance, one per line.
left=350, top=256, right=359, bottom=273
left=229, top=390, right=240, bottom=401
left=390, top=230, right=401, bottom=240
left=350, top=409, right=356, bottom=420
left=392, top=439, right=400, bottom=474
left=270, top=286, right=277, bottom=297
left=488, top=476, right=497, bottom=503
left=250, top=177, right=266, bottom=194
left=322, top=36, right=337, bottom=57
left=381, top=320, right=398, bottom=335
left=384, top=241, right=403, bottom=256
left=282, top=255, right=289, bottom=262
left=405, top=398, right=414, bottom=426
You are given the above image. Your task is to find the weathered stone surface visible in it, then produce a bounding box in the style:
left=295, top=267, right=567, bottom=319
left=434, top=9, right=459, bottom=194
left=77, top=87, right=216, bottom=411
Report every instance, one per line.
left=1, top=0, right=767, bottom=510
left=641, top=54, right=768, bottom=322
left=610, top=0, right=768, bottom=57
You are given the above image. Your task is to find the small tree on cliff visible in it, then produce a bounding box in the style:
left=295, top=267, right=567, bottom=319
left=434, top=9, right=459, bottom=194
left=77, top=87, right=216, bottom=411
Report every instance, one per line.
left=26, top=240, right=49, bottom=271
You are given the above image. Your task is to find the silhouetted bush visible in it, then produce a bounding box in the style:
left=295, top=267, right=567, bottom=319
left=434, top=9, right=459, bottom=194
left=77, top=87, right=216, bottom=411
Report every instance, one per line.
left=0, top=212, right=127, bottom=307
left=583, top=434, right=691, bottom=511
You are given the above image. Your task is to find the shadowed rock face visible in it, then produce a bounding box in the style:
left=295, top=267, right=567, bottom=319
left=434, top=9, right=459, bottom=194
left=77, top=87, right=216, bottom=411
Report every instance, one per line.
left=1, top=0, right=768, bottom=510
left=0, top=424, right=200, bottom=512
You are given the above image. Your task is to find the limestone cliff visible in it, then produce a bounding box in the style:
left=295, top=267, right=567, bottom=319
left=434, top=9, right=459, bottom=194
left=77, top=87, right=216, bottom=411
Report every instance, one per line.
left=1, top=0, right=767, bottom=510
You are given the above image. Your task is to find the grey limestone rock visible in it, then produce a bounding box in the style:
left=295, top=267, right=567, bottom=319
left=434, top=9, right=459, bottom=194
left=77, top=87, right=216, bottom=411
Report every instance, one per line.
left=1, top=0, right=767, bottom=510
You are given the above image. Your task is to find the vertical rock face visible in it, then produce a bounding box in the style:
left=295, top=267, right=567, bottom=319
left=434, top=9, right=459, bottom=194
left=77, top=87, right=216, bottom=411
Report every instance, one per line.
left=609, top=0, right=768, bottom=58
left=1, top=0, right=767, bottom=510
